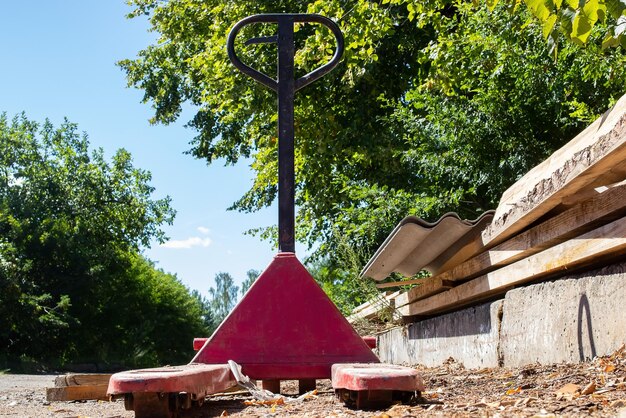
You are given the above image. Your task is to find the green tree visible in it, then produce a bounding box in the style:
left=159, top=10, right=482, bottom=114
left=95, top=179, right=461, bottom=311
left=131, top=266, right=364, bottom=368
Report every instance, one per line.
left=192, top=289, right=218, bottom=334
left=122, top=0, right=626, bottom=311
left=490, top=0, right=626, bottom=53
left=240, top=269, right=260, bottom=297
left=208, top=272, right=239, bottom=325
left=94, top=254, right=210, bottom=367
left=0, top=113, right=206, bottom=369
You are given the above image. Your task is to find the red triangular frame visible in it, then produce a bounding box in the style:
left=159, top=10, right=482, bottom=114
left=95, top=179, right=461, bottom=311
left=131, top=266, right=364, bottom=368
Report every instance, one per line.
left=192, top=253, right=379, bottom=379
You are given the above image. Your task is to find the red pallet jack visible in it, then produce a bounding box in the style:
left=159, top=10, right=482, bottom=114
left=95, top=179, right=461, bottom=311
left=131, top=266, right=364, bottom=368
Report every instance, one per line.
left=108, top=14, right=423, bottom=417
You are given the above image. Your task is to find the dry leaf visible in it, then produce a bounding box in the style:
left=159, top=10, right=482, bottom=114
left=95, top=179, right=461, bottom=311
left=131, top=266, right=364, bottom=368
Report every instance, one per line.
left=505, top=387, right=522, bottom=395
left=386, top=404, right=411, bottom=416
left=581, top=382, right=596, bottom=395
left=220, top=411, right=229, bottom=417
left=243, top=398, right=285, bottom=407
left=555, top=383, right=580, bottom=395
left=610, top=399, right=626, bottom=408
left=605, top=364, right=616, bottom=373
left=612, top=344, right=626, bottom=359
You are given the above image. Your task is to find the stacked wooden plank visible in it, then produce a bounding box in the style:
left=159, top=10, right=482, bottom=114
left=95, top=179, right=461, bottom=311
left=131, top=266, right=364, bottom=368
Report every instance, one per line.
left=46, top=373, right=111, bottom=401
left=352, top=92, right=626, bottom=321
left=347, top=291, right=401, bottom=323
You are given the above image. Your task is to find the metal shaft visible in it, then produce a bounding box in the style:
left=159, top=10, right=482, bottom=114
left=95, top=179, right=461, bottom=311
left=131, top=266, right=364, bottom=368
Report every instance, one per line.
left=277, top=16, right=295, bottom=253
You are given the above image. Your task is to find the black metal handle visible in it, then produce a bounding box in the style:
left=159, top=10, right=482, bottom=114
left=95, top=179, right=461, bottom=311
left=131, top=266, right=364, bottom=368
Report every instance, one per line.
left=226, top=14, right=344, bottom=253
left=226, top=14, right=344, bottom=92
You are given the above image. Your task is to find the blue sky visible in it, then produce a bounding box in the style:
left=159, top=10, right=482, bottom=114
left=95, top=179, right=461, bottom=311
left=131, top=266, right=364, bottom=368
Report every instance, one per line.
left=0, top=2, right=296, bottom=296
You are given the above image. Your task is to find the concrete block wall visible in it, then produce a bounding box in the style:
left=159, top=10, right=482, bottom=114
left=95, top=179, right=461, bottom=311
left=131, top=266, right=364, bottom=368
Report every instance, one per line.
left=378, top=301, right=502, bottom=369
left=377, top=261, right=626, bottom=368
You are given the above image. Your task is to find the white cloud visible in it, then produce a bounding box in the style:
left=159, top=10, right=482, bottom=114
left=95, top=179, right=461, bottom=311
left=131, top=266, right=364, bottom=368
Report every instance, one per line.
left=197, top=226, right=210, bottom=235
left=161, top=236, right=212, bottom=249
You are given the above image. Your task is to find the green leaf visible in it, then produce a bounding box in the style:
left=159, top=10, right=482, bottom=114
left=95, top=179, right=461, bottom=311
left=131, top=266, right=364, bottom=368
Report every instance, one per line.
left=560, top=7, right=577, bottom=36
left=547, top=31, right=559, bottom=59
left=597, top=1, right=607, bottom=21
left=525, top=0, right=553, bottom=21
left=601, top=31, right=620, bottom=47
left=571, top=0, right=600, bottom=44
left=487, top=0, right=500, bottom=11
left=543, top=14, right=558, bottom=37
left=605, top=0, right=626, bottom=18
left=407, top=3, right=415, bottom=21
left=583, top=0, right=601, bottom=21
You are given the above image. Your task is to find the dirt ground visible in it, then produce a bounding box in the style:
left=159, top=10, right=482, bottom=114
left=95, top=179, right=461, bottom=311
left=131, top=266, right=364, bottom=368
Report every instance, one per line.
left=2, top=346, right=626, bottom=418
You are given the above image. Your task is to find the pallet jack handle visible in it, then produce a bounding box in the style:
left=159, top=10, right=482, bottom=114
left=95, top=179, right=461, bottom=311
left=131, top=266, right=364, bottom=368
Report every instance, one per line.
left=227, top=14, right=344, bottom=253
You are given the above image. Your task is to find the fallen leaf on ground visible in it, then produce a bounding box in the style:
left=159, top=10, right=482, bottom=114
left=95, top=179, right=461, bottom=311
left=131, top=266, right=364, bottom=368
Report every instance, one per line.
left=514, top=397, right=534, bottom=407
left=581, top=381, right=596, bottom=395
left=243, top=397, right=285, bottom=407
left=531, top=408, right=556, bottom=418
left=556, top=383, right=580, bottom=395
left=505, top=386, right=522, bottom=395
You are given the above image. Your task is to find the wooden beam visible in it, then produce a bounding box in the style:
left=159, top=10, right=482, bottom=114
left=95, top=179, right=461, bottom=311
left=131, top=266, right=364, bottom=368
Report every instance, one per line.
left=399, top=215, right=626, bottom=317
left=347, top=291, right=401, bottom=323
left=351, top=290, right=397, bottom=315
left=391, top=182, right=626, bottom=307
left=54, top=373, right=111, bottom=387
left=46, top=385, right=110, bottom=401
left=484, top=93, right=626, bottom=247
left=391, top=278, right=453, bottom=307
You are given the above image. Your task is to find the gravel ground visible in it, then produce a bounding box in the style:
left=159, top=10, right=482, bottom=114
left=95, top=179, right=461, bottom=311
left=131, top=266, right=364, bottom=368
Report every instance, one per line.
left=2, top=346, right=626, bottom=417
left=0, top=373, right=132, bottom=417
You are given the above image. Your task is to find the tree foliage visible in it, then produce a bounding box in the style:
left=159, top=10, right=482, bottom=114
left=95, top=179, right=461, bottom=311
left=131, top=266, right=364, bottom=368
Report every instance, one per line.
left=240, top=269, right=260, bottom=297
left=208, top=272, right=239, bottom=325
left=122, top=0, right=626, bottom=312
left=0, top=113, right=207, bottom=369
left=487, top=0, right=626, bottom=54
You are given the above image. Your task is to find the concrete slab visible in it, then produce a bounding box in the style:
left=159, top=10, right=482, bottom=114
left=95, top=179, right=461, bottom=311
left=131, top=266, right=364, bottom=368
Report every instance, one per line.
left=377, top=261, right=626, bottom=369
left=377, top=300, right=502, bottom=369
left=499, top=261, right=626, bottom=367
